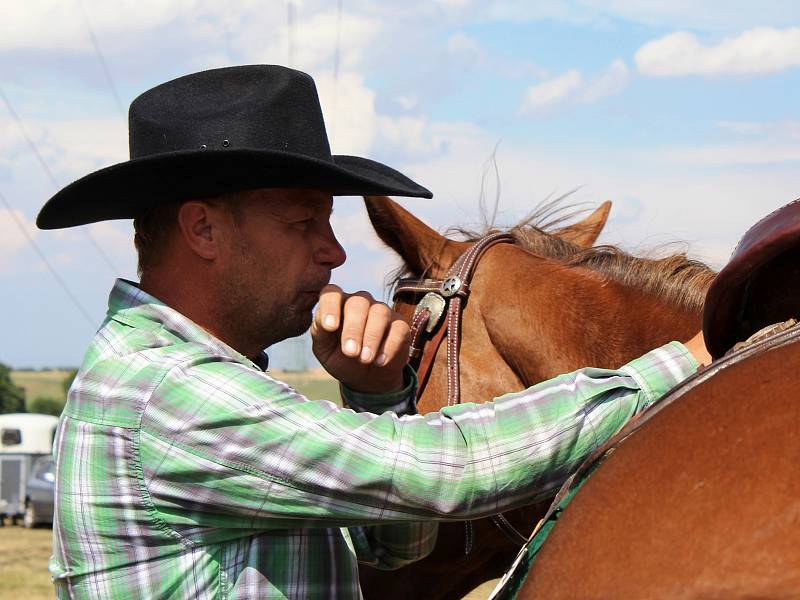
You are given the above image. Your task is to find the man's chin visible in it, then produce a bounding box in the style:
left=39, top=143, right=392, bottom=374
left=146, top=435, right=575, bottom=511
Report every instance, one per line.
left=281, top=310, right=314, bottom=340
left=256, top=305, right=315, bottom=349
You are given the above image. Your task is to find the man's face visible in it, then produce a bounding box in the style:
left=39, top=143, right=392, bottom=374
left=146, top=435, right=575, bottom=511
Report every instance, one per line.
left=215, top=188, right=346, bottom=352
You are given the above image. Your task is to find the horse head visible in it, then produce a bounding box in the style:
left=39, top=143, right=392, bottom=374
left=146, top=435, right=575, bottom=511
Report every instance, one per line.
left=364, top=194, right=703, bottom=414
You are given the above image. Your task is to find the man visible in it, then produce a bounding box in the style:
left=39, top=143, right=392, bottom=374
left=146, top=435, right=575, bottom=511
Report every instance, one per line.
left=38, top=65, right=710, bottom=599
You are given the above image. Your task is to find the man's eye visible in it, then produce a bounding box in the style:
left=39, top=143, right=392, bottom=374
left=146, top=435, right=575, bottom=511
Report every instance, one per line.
left=292, top=219, right=313, bottom=230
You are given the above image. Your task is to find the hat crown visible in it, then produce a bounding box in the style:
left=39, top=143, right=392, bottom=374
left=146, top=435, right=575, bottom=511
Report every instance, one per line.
left=128, top=65, right=333, bottom=161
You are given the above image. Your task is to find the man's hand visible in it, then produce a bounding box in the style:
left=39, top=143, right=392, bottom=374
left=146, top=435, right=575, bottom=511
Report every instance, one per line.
left=311, top=284, right=411, bottom=394
left=683, top=330, right=712, bottom=367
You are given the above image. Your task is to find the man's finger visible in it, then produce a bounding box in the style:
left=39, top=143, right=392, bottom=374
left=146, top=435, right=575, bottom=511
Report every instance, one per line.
left=340, top=292, right=374, bottom=357
left=359, top=302, right=394, bottom=363
left=316, top=284, right=345, bottom=332
left=374, top=318, right=411, bottom=367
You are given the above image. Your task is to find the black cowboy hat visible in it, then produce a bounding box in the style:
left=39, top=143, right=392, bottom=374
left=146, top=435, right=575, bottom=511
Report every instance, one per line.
left=703, top=198, right=800, bottom=359
left=36, top=65, right=432, bottom=229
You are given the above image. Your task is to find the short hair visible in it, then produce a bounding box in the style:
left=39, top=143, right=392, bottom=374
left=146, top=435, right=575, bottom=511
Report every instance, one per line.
left=133, top=201, right=182, bottom=277
left=133, top=193, right=245, bottom=277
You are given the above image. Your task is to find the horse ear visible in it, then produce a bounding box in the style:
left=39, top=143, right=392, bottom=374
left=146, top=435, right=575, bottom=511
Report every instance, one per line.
left=363, top=196, right=450, bottom=275
left=554, top=200, right=612, bottom=248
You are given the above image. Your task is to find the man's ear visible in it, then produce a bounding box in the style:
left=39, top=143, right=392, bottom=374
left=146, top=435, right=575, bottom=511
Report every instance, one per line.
left=176, top=201, right=220, bottom=260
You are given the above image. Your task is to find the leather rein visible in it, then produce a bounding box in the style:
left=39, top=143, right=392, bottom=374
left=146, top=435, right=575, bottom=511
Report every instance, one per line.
left=392, top=232, right=529, bottom=549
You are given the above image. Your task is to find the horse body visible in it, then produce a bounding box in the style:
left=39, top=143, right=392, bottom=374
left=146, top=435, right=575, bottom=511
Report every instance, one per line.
left=519, top=330, right=800, bottom=599
left=359, top=196, right=712, bottom=599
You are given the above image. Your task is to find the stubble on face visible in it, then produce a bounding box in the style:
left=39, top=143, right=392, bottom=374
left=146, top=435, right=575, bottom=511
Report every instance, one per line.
left=216, top=234, right=318, bottom=354
left=214, top=191, right=332, bottom=354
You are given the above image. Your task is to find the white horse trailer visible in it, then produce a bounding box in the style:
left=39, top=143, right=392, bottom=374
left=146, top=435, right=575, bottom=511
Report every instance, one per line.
left=0, top=413, right=58, bottom=524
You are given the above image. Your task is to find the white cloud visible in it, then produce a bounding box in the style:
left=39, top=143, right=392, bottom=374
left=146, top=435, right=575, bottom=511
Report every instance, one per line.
left=0, top=209, right=36, bottom=270
left=87, top=221, right=135, bottom=263
left=434, top=0, right=475, bottom=7
left=315, top=71, right=377, bottom=156
left=662, top=119, right=800, bottom=167
left=477, top=0, right=800, bottom=33
left=715, top=120, right=800, bottom=139
left=318, top=73, right=472, bottom=162
left=377, top=116, right=443, bottom=157
left=446, top=33, right=486, bottom=65
left=331, top=210, right=386, bottom=252
left=1, top=91, right=126, bottom=147
left=581, top=59, right=629, bottom=102
left=588, top=0, right=800, bottom=32
left=636, top=27, right=800, bottom=77
left=519, top=60, right=629, bottom=113
left=44, top=117, right=128, bottom=178
left=714, top=121, right=769, bottom=136
left=235, top=9, right=381, bottom=71
left=663, top=142, right=800, bottom=166
left=0, top=0, right=380, bottom=81
left=396, top=94, right=419, bottom=111
left=0, top=0, right=197, bottom=52
left=0, top=114, right=127, bottom=190
left=520, top=70, right=583, bottom=112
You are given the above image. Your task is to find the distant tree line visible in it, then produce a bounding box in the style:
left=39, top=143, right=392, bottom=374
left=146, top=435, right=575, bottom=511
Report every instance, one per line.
left=0, top=362, right=77, bottom=416
left=0, top=362, right=25, bottom=414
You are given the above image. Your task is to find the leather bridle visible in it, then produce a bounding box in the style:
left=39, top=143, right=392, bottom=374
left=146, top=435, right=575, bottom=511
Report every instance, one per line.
left=392, top=232, right=529, bottom=549
left=393, top=232, right=515, bottom=405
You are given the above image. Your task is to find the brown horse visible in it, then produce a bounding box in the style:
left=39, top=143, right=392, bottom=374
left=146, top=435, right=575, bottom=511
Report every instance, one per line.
left=359, top=196, right=715, bottom=599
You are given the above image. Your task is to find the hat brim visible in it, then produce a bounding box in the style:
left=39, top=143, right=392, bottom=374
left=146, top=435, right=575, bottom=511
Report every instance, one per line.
left=36, top=149, right=432, bottom=229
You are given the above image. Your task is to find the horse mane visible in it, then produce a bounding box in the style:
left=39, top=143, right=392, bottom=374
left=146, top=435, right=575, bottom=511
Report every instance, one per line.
left=391, top=196, right=717, bottom=313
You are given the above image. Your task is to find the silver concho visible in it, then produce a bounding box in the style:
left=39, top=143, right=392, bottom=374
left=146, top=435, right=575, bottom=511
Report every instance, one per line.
left=413, top=292, right=447, bottom=333
left=440, top=276, right=463, bottom=298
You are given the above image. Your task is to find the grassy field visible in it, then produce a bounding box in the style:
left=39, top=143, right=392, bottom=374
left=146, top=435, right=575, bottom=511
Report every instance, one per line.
left=271, top=368, right=341, bottom=404
left=0, top=522, right=54, bottom=599
left=9, top=370, right=73, bottom=407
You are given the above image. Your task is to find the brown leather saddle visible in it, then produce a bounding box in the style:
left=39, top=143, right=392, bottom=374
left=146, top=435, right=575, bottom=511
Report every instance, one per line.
left=703, top=198, right=800, bottom=359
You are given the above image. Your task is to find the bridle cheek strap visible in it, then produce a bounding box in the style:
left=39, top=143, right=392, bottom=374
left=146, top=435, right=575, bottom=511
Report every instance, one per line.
left=394, top=232, right=515, bottom=405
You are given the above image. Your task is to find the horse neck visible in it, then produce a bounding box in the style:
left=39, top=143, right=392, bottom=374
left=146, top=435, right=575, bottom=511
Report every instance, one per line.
left=478, top=247, right=703, bottom=386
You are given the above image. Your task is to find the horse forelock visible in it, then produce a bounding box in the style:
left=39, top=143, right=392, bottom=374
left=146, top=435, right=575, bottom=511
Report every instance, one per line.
left=386, top=197, right=716, bottom=313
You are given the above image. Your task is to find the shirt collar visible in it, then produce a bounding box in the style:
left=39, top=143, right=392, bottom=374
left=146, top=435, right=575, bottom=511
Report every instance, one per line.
left=107, top=278, right=268, bottom=371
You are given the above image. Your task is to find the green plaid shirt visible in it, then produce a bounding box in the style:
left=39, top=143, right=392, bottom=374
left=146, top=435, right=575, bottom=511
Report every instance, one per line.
left=50, top=279, right=697, bottom=599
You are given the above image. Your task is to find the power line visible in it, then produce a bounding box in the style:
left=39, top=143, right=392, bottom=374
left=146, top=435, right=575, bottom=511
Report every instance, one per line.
left=287, top=2, right=297, bottom=67
left=0, top=85, right=120, bottom=274
left=0, top=190, right=97, bottom=330
left=79, top=0, right=125, bottom=115
left=330, top=0, right=343, bottom=141
left=0, top=87, right=60, bottom=189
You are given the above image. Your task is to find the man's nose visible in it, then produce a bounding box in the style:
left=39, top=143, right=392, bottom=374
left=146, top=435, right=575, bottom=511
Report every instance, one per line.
left=314, top=226, right=347, bottom=269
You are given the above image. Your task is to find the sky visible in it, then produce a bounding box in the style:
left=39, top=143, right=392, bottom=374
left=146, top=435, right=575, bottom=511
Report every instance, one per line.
left=1, top=0, right=799, bottom=369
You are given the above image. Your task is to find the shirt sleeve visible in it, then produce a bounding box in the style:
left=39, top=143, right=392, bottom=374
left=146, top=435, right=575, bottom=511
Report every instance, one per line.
left=138, top=342, right=696, bottom=538
left=339, top=365, right=439, bottom=568
left=340, top=364, right=419, bottom=415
